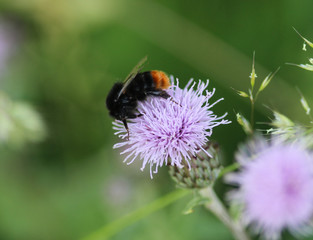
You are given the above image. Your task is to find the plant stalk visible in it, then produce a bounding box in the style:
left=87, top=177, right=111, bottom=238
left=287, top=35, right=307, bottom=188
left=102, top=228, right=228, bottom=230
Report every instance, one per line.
left=199, top=186, right=250, bottom=240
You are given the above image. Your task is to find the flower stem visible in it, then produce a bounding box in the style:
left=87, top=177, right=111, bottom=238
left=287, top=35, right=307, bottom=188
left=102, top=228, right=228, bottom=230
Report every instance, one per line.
left=199, top=186, right=250, bottom=240
left=250, top=100, right=255, bottom=131
left=81, top=189, right=190, bottom=240
left=218, top=162, right=240, bottom=179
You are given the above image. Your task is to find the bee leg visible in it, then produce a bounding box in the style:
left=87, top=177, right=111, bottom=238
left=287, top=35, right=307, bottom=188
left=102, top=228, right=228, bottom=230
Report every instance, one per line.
left=169, top=98, right=182, bottom=107
left=146, top=90, right=170, bottom=99
left=147, top=90, right=181, bottom=107
left=122, top=119, right=130, bottom=140
left=128, top=112, right=143, bottom=118
left=122, top=114, right=142, bottom=140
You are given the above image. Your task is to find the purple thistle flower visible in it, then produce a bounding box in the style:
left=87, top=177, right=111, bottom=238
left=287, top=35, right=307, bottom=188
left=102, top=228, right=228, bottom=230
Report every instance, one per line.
left=112, top=78, right=230, bottom=178
left=226, top=137, right=313, bottom=240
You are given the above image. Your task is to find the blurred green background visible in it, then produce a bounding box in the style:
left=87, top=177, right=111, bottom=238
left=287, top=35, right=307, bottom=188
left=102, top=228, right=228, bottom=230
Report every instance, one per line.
left=0, top=0, right=313, bottom=239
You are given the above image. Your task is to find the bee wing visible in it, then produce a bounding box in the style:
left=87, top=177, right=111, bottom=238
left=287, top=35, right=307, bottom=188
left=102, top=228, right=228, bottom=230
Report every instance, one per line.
left=117, top=56, right=148, bottom=99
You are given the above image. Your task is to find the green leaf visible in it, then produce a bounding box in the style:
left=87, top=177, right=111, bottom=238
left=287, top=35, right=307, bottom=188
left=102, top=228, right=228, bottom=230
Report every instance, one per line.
left=235, top=90, right=249, bottom=98
left=286, top=63, right=313, bottom=71
left=249, top=51, right=257, bottom=90
left=183, top=192, right=211, bottom=215
left=270, top=110, right=295, bottom=129
left=293, top=27, right=313, bottom=49
left=218, top=162, right=240, bottom=178
left=300, top=95, right=311, bottom=116
left=229, top=202, right=244, bottom=221
left=258, top=67, right=280, bottom=92
left=236, top=113, right=253, bottom=135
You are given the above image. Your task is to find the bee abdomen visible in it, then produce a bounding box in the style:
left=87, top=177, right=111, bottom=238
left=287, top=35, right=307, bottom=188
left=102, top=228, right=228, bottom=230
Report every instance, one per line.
left=150, top=71, right=170, bottom=90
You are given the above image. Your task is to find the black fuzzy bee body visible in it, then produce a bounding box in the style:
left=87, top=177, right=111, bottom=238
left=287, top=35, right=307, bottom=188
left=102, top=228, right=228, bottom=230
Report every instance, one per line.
left=106, top=70, right=171, bottom=136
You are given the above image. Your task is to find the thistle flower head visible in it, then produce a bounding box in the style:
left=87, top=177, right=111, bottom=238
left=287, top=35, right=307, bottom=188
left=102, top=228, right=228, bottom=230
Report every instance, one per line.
left=113, top=78, right=230, bottom=178
left=226, top=136, right=313, bottom=240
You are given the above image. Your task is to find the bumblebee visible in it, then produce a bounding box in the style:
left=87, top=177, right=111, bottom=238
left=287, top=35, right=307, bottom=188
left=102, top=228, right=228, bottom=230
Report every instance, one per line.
left=106, top=57, right=171, bottom=137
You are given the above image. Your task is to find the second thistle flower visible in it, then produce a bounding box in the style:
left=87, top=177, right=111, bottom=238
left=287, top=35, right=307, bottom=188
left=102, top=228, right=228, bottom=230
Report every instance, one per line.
left=226, top=136, right=313, bottom=240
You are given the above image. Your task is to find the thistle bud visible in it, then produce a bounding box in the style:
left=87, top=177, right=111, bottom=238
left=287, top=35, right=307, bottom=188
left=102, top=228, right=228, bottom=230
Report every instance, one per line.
left=168, top=142, right=222, bottom=189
